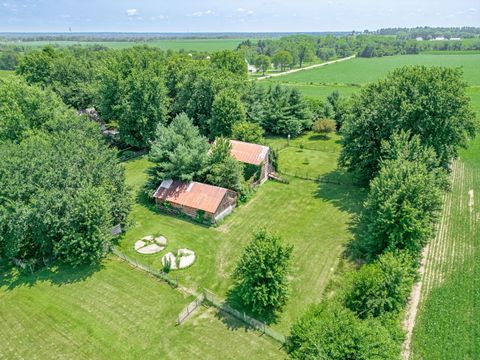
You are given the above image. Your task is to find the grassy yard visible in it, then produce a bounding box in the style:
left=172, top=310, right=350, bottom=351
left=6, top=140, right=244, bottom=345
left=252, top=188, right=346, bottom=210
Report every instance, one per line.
left=0, top=258, right=283, bottom=359
left=119, top=133, right=364, bottom=333
left=0, top=38, right=246, bottom=52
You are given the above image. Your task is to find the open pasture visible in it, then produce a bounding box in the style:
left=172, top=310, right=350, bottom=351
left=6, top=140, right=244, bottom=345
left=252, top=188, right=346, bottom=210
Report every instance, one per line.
left=0, top=258, right=283, bottom=359
left=119, top=133, right=364, bottom=333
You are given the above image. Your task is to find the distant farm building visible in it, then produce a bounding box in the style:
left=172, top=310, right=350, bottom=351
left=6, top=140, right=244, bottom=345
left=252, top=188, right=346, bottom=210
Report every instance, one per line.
left=153, top=180, right=237, bottom=223
left=450, top=37, right=461, bottom=41
left=229, top=140, right=271, bottom=183
left=415, top=37, right=424, bottom=41
left=433, top=37, right=446, bottom=41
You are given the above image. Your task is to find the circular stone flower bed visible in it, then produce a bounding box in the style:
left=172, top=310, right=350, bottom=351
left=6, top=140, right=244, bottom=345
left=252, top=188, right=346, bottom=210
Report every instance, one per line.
left=134, top=235, right=168, bottom=254
left=162, top=248, right=196, bottom=270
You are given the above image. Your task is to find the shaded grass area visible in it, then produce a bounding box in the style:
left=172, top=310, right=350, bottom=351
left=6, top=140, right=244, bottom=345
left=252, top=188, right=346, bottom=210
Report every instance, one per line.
left=0, top=258, right=283, bottom=359
left=119, top=134, right=364, bottom=333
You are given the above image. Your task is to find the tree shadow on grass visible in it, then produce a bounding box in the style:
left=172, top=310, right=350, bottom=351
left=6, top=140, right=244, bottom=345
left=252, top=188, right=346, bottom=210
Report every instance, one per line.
left=314, top=169, right=369, bottom=262
left=213, top=285, right=281, bottom=332
left=308, top=134, right=330, bottom=141
left=0, top=261, right=103, bottom=291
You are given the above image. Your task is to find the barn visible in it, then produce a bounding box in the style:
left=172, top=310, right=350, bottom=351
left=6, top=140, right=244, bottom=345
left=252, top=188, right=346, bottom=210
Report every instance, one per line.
left=153, top=179, right=237, bottom=223
left=229, top=140, right=271, bottom=184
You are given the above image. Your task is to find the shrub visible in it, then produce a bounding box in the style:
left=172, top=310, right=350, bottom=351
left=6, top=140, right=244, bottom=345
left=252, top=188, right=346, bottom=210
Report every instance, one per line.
left=344, top=251, right=417, bottom=318
left=312, top=118, right=336, bottom=134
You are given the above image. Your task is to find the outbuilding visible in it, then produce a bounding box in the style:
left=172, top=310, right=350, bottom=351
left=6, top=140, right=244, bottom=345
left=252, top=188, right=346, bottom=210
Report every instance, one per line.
left=229, top=140, right=271, bottom=184
left=153, top=179, right=237, bottom=223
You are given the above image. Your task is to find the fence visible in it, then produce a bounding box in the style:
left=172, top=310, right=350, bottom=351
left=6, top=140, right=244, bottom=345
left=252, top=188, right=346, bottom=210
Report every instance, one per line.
left=203, top=289, right=286, bottom=344
left=277, top=169, right=361, bottom=186
left=112, top=249, right=286, bottom=344
left=112, top=248, right=178, bottom=288
left=118, top=148, right=148, bottom=162
left=177, top=293, right=205, bottom=325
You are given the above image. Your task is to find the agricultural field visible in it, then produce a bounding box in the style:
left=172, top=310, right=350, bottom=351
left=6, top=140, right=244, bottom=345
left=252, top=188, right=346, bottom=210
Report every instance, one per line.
left=261, top=54, right=480, bottom=99
left=118, top=133, right=365, bottom=333
left=0, top=38, right=245, bottom=51
left=410, top=136, right=480, bottom=360
left=0, top=258, right=283, bottom=359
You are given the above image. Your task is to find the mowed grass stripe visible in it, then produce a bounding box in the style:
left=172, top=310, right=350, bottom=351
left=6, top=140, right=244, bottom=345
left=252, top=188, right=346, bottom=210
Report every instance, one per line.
left=0, top=258, right=283, bottom=359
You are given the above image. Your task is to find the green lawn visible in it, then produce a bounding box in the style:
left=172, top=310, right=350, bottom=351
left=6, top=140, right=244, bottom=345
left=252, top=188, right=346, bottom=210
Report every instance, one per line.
left=0, top=258, right=283, bottom=359
left=119, top=133, right=364, bottom=333
left=0, top=38, right=246, bottom=52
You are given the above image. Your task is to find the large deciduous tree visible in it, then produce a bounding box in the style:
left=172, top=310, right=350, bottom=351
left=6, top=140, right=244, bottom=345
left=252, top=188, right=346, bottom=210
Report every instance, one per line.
left=339, top=66, right=477, bottom=181
left=233, top=229, right=293, bottom=318
left=288, top=301, right=399, bottom=360
left=0, top=116, right=130, bottom=267
left=0, top=78, right=68, bottom=142
left=360, top=152, right=443, bottom=258
left=209, top=89, right=246, bottom=138
left=272, top=50, right=293, bottom=71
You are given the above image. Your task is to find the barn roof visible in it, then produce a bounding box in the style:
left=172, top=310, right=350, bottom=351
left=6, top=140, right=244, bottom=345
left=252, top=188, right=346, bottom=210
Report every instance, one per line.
left=153, top=180, right=228, bottom=214
left=230, top=140, right=269, bottom=166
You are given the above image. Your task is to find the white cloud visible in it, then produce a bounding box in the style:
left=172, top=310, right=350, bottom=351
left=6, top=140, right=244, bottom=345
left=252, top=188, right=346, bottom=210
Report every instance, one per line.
left=235, top=8, right=245, bottom=12
left=187, top=9, right=214, bottom=17
left=126, top=8, right=139, bottom=17
left=467, top=7, right=477, bottom=12
left=246, top=10, right=254, bottom=15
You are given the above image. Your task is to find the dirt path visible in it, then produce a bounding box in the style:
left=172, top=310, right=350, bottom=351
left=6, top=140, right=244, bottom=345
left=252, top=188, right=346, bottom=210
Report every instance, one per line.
left=401, top=244, right=430, bottom=360
left=256, top=55, right=356, bottom=81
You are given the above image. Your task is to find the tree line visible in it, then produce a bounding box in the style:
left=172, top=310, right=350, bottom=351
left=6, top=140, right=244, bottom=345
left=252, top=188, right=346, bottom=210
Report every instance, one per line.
left=285, top=66, right=477, bottom=359
left=0, top=79, right=130, bottom=270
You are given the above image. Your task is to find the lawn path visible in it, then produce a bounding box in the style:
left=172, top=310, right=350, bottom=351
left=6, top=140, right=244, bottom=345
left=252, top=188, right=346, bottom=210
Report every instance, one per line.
left=256, top=55, right=356, bottom=81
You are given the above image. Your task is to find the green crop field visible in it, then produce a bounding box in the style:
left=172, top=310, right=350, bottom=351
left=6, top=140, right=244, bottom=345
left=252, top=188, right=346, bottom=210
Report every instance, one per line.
left=410, top=136, right=480, bottom=360
left=0, top=258, right=283, bottom=359
left=118, top=133, right=364, bottom=333
left=0, top=38, right=245, bottom=52
left=261, top=54, right=480, bottom=99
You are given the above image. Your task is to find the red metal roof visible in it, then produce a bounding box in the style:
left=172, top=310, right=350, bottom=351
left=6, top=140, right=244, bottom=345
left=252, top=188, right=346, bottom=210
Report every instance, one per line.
left=230, top=140, right=269, bottom=166
left=153, top=180, right=228, bottom=214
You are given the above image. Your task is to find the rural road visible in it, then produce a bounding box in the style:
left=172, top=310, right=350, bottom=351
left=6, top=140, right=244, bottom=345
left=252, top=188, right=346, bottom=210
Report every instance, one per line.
left=256, top=55, right=356, bottom=81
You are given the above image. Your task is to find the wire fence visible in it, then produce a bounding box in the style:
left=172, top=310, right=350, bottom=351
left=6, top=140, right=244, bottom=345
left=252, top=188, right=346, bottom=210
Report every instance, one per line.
left=112, top=248, right=178, bottom=288
left=112, top=249, right=287, bottom=344
left=276, top=169, right=361, bottom=186
left=203, top=289, right=287, bottom=344
left=177, top=293, right=205, bottom=325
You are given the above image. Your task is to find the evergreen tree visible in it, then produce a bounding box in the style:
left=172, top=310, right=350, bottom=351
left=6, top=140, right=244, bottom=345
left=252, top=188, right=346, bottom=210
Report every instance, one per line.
left=150, top=113, right=209, bottom=181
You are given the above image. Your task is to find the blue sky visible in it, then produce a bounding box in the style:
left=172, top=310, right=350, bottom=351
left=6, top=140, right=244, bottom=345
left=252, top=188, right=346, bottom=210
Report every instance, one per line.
left=1, top=0, right=479, bottom=32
